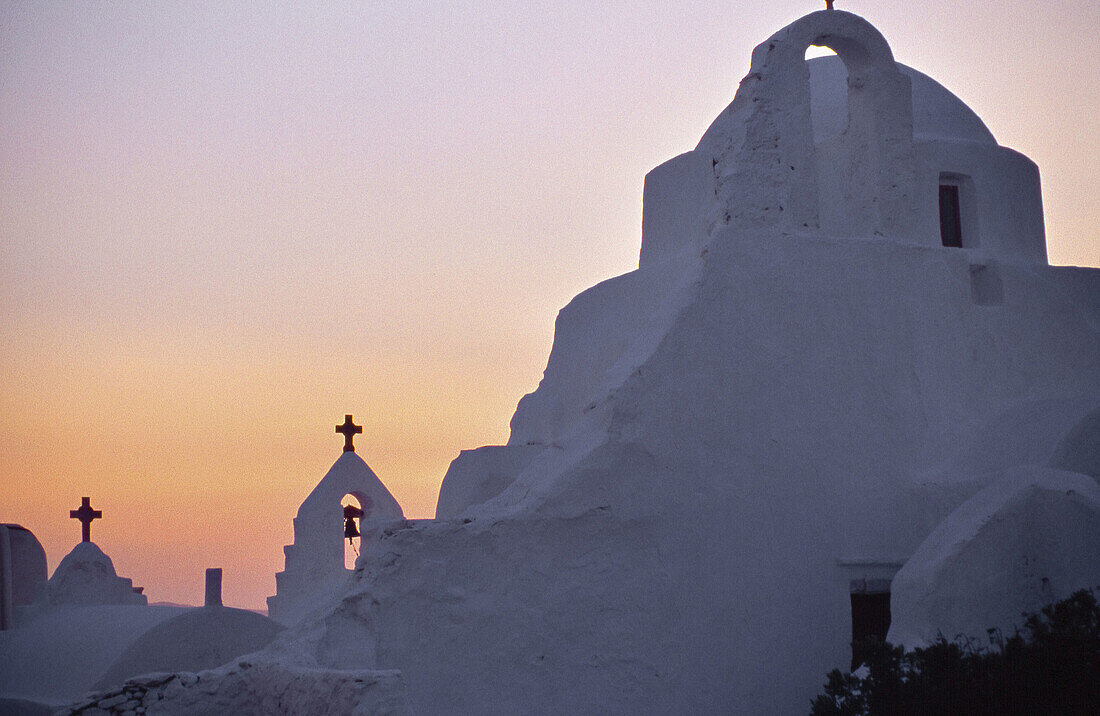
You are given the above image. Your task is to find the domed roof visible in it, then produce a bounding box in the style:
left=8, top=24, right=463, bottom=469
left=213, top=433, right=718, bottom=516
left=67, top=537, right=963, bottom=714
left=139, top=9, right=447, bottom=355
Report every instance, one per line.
left=808, top=55, right=996, bottom=145
left=36, top=542, right=146, bottom=607
left=94, top=606, right=283, bottom=691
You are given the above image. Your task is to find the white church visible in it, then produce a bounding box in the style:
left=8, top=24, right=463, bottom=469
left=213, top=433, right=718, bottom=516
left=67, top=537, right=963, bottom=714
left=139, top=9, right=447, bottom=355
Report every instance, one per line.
left=2, top=8, right=1098, bottom=715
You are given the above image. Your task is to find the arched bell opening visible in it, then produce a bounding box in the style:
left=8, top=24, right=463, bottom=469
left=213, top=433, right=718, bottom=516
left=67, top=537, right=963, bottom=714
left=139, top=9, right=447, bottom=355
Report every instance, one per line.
left=785, top=18, right=912, bottom=239
left=341, top=492, right=373, bottom=570
left=800, top=30, right=889, bottom=146
left=704, top=11, right=912, bottom=237
left=805, top=45, right=848, bottom=145
left=805, top=44, right=837, bottom=60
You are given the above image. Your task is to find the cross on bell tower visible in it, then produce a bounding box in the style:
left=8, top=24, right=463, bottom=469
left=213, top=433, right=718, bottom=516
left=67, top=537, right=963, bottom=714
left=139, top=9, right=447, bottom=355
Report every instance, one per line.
left=69, top=496, right=102, bottom=543
left=336, top=414, right=363, bottom=453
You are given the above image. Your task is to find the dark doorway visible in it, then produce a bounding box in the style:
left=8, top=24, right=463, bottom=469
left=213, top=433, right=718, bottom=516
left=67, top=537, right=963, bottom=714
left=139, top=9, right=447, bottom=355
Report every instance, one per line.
left=850, top=591, right=891, bottom=669
left=939, top=184, right=963, bottom=247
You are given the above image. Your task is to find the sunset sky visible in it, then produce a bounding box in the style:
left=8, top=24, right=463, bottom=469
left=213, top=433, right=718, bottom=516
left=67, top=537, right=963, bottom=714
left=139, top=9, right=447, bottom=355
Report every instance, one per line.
left=3, top=0, right=1098, bottom=611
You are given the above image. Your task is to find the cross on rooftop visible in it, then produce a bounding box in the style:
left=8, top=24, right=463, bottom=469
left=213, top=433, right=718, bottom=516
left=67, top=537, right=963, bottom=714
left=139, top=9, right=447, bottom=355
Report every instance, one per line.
left=336, top=414, right=363, bottom=453
left=825, top=0, right=835, bottom=9
left=69, top=496, right=102, bottom=543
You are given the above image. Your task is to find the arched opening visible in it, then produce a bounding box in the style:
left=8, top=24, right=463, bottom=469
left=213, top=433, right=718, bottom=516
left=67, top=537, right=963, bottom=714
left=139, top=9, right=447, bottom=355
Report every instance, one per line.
left=701, top=11, right=914, bottom=238
left=788, top=18, right=910, bottom=239
left=805, top=44, right=848, bottom=145
left=341, top=493, right=372, bottom=570
left=805, top=44, right=837, bottom=60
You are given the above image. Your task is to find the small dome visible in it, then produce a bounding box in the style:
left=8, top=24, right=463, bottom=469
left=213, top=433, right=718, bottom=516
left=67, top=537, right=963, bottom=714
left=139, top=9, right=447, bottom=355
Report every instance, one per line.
left=808, top=55, right=996, bottom=145
left=95, top=606, right=284, bottom=691
left=36, top=542, right=146, bottom=607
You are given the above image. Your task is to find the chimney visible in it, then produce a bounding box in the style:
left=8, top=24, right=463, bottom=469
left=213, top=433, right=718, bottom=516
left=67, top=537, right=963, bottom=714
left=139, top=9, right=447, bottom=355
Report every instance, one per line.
left=204, top=568, right=223, bottom=607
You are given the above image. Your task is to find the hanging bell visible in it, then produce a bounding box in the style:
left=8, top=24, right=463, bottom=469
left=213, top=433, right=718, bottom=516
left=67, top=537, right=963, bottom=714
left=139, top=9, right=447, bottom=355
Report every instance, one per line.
left=343, top=503, right=364, bottom=540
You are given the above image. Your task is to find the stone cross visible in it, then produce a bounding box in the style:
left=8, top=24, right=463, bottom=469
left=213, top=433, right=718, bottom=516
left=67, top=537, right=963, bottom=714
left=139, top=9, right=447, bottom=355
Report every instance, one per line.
left=336, top=415, right=363, bottom=453
left=69, top=497, right=102, bottom=543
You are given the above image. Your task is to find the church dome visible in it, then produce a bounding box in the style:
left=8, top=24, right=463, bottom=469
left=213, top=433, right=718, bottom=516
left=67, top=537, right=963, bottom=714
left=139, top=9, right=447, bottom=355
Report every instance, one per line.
left=645, top=9, right=1045, bottom=267
left=808, top=55, right=996, bottom=145
left=35, top=541, right=147, bottom=607
left=94, top=606, right=283, bottom=691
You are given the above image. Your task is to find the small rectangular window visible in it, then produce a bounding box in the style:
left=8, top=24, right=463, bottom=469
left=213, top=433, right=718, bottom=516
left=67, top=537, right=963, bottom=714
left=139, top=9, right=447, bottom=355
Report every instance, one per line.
left=939, top=184, right=963, bottom=248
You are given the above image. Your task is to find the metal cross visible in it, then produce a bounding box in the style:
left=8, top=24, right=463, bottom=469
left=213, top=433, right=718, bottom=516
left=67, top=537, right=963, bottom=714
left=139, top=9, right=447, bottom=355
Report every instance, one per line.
left=70, top=496, right=102, bottom=543
left=336, top=414, right=363, bottom=453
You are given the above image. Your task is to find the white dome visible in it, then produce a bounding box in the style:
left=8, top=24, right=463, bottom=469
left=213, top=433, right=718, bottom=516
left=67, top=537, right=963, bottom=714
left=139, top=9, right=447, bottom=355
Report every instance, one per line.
left=95, top=606, right=283, bottom=691
left=808, top=55, right=996, bottom=145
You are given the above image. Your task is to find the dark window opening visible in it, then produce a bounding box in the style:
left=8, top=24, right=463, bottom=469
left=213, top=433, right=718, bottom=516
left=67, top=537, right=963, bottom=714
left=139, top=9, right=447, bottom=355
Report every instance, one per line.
left=939, top=184, right=963, bottom=248
left=850, top=591, right=891, bottom=669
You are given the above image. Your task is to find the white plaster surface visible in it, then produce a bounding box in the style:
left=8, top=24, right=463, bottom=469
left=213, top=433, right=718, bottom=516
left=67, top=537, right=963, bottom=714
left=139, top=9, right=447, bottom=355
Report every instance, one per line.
left=60, top=662, right=410, bottom=716
left=1050, top=406, right=1100, bottom=480
left=932, top=397, right=1100, bottom=486
left=0, top=525, right=47, bottom=609
left=642, top=14, right=1046, bottom=266
left=807, top=56, right=996, bottom=146
left=888, top=467, right=1100, bottom=648
left=435, top=444, right=542, bottom=518
left=268, top=451, right=404, bottom=626
left=10, top=9, right=1098, bottom=715
left=266, top=230, right=1098, bottom=714
left=94, top=606, right=284, bottom=692
left=241, top=11, right=1097, bottom=714
left=33, top=542, right=146, bottom=609
left=0, top=605, right=186, bottom=704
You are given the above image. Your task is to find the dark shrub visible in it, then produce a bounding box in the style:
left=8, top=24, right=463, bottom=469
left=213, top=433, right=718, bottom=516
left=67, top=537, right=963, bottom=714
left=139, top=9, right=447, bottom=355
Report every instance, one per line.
left=811, top=589, right=1100, bottom=716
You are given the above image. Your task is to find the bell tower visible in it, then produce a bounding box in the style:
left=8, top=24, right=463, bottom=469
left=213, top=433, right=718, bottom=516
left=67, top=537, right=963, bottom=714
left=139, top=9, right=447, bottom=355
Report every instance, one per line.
left=267, top=416, right=404, bottom=626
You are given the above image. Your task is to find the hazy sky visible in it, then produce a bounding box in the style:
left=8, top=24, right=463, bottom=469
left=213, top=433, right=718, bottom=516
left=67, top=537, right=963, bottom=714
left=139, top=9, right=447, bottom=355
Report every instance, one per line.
left=2, top=0, right=1098, bottom=610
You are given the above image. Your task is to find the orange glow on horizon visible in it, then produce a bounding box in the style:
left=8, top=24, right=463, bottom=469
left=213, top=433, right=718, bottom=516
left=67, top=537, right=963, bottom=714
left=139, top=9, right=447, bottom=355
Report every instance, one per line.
left=2, top=1, right=1098, bottom=611
left=1, top=310, right=549, bottom=609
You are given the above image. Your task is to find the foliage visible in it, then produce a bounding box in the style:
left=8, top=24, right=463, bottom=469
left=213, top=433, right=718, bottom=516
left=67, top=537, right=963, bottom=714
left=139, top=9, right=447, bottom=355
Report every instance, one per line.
left=810, top=589, right=1100, bottom=716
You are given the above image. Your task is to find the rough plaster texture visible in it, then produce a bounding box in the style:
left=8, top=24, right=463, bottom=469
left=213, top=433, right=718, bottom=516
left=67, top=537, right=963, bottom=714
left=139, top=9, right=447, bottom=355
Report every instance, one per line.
left=698, top=11, right=917, bottom=241
left=269, top=231, right=1099, bottom=715
left=61, top=662, right=410, bottom=716
left=250, top=11, right=1098, bottom=714
left=33, top=542, right=146, bottom=609
left=888, top=467, right=1100, bottom=648
left=5, top=10, right=1097, bottom=715
left=642, top=14, right=1045, bottom=268
left=268, top=451, right=404, bottom=627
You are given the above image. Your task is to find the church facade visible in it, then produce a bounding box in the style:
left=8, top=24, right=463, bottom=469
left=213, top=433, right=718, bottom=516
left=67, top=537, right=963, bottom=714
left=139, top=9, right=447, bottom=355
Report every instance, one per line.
left=365, top=11, right=1098, bottom=713
left=42, top=10, right=1098, bottom=714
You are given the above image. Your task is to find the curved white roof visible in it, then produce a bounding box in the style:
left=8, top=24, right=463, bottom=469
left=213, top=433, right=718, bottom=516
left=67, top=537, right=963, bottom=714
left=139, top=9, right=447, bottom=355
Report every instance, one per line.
left=95, top=606, right=283, bottom=691
left=808, top=55, right=996, bottom=145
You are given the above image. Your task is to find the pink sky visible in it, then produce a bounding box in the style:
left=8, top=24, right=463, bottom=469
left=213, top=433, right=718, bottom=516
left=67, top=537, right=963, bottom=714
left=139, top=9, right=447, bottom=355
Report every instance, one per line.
left=2, top=0, right=1097, bottom=610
